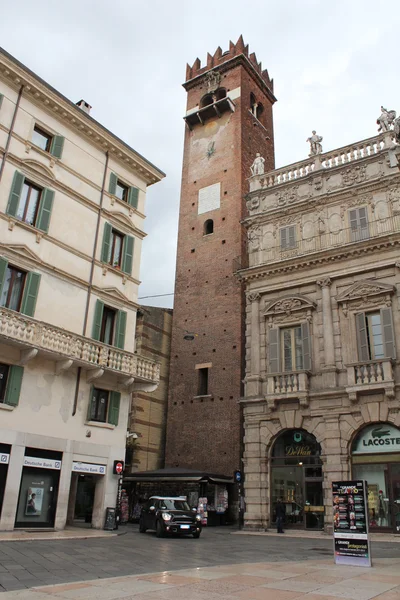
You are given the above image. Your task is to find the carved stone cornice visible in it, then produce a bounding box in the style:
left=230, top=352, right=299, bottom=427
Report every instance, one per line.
left=337, top=279, right=394, bottom=316
left=0, top=50, right=164, bottom=185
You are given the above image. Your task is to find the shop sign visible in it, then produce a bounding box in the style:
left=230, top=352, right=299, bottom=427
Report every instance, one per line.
left=352, top=424, right=400, bottom=455
left=332, top=480, right=371, bottom=567
left=0, top=453, right=9, bottom=465
left=23, top=457, right=61, bottom=470
left=285, top=444, right=312, bottom=457
left=72, top=462, right=106, bottom=475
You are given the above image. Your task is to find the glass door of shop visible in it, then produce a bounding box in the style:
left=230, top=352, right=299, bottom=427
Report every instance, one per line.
left=304, top=478, right=324, bottom=530
left=15, top=468, right=59, bottom=528
left=390, top=464, right=400, bottom=533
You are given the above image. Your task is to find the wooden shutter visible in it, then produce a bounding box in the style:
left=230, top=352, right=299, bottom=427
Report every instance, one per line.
left=101, top=222, right=112, bottom=263
left=301, top=322, right=311, bottom=371
left=288, top=226, right=296, bottom=248
left=0, top=257, right=8, bottom=297
left=20, top=272, right=41, bottom=317
left=108, top=391, right=121, bottom=426
left=36, top=188, right=54, bottom=232
left=127, top=186, right=139, bottom=209
left=91, top=299, right=104, bottom=340
left=122, top=235, right=134, bottom=275
left=115, top=310, right=127, bottom=349
left=109, top=172, right=117, bottom=195
left=50, top=135, right=65, bottom=159
left=280, top=228, right=287, bottom=250
left=6, top=171, right=25, bottom=217
left=269, top=328, right=280, bottom=372
left=355, top=312, right=369, bottom=361
left=381, top=307, right=396, bottom=359
left=4, top=365, right=24, bottom=406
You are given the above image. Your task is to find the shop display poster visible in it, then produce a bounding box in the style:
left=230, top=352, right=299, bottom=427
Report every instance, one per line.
left=332, top=480, right=371, bottom=567
left=25, top=487, right=44, bottom=516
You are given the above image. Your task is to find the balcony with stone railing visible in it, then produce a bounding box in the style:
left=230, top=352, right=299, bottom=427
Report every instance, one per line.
left=266, top=371, right=310, bottom=410
left=0, top=307, right=160, bottom=391
left=248, top=132, right=394, bottom=194
left=345, top=359, right=395, bottom=403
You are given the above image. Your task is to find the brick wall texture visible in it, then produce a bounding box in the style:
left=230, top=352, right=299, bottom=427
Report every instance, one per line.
left=165, top=41, right=276, bottom=476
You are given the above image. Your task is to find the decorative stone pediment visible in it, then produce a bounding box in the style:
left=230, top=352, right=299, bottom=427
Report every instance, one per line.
left=101, top=287, right=130, bottom=303
left=103, top=210, right=143, bottom=237
left=264, top=295, right=316, bottom=326
left=21, top=159, right=56, bottom=181
left=1, top=244, right=41, bottom=264
left=337, top=280, right=394, bottom=316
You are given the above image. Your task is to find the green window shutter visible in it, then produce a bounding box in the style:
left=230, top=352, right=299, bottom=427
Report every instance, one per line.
left=20, top=272, right=41, bottom=317
left=36, top=188, right=54, bottom=233
left=0, top=257, right=8, bottom=298
left=108, top=391, right=121, bottom=426
left=301, top=322, right=311, bottom=371
left=50, top=135, right=65, bottom=159
left=269, top=328, right=280, bottom=373
left=91, top=299, right=104, bottom=341
left=6, top=171, right=25, bottom=217
left=5, top=365, right=24, bottom=406
left=356, top=312, right=369, bottom=361
left=101, top=222, right=112, bottom=263
left=381, top=307, right=396, bottom=359
left=115, top=310, right=127, bottom=349
left=127, top=186, right=139, bottom=209
left=109, top=172, right=117, bottom=195
left=121, top=235, right=134, bottom=275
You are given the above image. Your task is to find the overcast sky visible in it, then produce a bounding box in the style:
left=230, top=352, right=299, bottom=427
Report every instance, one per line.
left=1, top=1, right=400, bottom=308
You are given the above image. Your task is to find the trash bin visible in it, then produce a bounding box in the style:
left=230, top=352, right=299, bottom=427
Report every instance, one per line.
left=104, top=507, right=116, bottom=531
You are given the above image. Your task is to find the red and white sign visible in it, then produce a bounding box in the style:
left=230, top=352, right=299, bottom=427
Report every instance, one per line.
left=115, top=462, right=123, bottom=474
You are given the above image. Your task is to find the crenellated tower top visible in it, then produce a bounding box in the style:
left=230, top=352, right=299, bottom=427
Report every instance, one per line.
left=184, top=35, right=274, bottom=99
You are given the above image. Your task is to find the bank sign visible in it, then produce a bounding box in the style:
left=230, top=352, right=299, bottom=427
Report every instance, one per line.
left=352, top=424, right=400, bottom=454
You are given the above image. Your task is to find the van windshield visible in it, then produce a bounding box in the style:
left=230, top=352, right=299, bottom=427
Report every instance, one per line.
left=159, top=499, right=190, bottom=511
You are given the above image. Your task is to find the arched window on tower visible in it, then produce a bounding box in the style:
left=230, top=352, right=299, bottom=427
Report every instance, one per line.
left=204, top=219, right=214, bottom=235
left=250, top=93, right=257, bottom=116
left=215, top=88, right=227, bottom=100
left=200, top=94, right=214, bottom=108
left=256, top=102, right=264, bottom=120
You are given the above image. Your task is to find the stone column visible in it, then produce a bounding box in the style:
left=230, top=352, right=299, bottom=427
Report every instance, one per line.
left=243, top=421, right=264, bottom=530
left=321, top=415, right=346, bottom=534
left=245, top=293, right=262, bottom=398
left=55, top=449, right=73, bottom=530
left=317, top=278, right=335, bottom=368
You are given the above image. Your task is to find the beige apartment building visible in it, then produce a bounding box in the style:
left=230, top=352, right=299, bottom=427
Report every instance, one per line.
left=0, top=49, right=164, bottom=530
left=241, top=129, right=400, bottom=534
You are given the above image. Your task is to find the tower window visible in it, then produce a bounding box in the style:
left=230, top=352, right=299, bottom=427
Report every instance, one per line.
left=204, top=219, right=214, bottom=235
left=200, top=94, right=214, bottom=108
left=198, top=368, right=209, bottom=396
left=215, top=88, right=227, bottom=100
left=250, top=93, right=264, bottom=120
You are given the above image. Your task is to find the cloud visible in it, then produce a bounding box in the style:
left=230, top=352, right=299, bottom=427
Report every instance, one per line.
left=2, top=0, right=400, bottom=308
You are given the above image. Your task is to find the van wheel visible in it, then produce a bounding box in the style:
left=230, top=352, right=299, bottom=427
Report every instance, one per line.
left=156, top=520, right=164, bottom=538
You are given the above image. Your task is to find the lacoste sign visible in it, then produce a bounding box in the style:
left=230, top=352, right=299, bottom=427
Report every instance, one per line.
left=352, top=424, right=400, bottom=455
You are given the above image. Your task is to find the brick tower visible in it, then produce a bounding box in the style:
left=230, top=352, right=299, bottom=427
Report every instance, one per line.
left=166, top=37, right=276, bottom=477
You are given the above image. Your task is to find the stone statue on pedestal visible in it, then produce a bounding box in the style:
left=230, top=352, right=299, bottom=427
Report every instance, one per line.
left=377, top=106, right=396, bottom=132
left=250, top=153, right=265, bottom=176
left=307, top=131, right=323, bottom=156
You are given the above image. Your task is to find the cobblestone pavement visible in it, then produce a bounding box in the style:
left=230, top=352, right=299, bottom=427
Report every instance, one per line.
left=0, top=525, right=399, bottom=593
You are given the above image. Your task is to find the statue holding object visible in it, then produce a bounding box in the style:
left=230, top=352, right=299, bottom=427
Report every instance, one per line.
left=250, top=153, right=265, bottom=176
left=307, top=131, right=323, bottom=156
left=377, top=106, right=396, bottom=133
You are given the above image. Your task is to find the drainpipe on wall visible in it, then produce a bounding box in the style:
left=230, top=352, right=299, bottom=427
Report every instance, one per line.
left=0, top=84, right=24, bottom=183
left=72, top=150, right=109, bottom=416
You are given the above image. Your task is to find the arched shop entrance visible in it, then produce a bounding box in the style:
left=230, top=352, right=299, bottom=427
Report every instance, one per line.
left=270, top=429, right=324, bottom=530
left=352, top=423, right=400, bottom=533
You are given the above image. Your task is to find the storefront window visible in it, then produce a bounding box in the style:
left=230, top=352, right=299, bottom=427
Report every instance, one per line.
left=351, top=423, right=400, bottom=532
left=271, top=429, right=323, bottom=530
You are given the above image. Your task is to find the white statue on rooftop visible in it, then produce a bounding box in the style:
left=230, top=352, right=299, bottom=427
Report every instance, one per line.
left=307, top=131, right=323, bottom=156
left=250, top=153, right=265, bottom=176
left=394, top=116, right=400, bottom=144
left=377, top=106, right=396, bottom=132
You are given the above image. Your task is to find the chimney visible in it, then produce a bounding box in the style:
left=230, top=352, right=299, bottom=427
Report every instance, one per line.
left=75, top=99, right=92, bottom=114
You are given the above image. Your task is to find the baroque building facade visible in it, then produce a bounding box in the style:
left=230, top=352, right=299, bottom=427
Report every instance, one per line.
left=166, top=38, right=276, bottom=494
left=0, top=49, right=164, bottom=530
left=241, top=129, right=400, bottom=534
